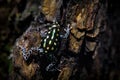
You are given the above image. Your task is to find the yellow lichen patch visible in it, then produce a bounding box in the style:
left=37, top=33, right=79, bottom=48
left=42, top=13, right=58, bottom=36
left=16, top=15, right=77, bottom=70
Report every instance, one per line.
left=76, top=31, right=85, bottom=39
left=71, top=28, right=78, bottom=35
left=42, top=0, right=50, bottom=13
left=58, top=67, right=72, bottom=80
left=42, top=0, right=60, bottom=21
left=69, top=34, right=84, bottom=53
left=21, top=61, right=39, bottom=79
left=71, top=28, right=85, bottom=39
left=76, top=8, right=86, bottom=30
left=76, top=2, right=99, bottom=31
left=76, top=13, right=82, bottom=22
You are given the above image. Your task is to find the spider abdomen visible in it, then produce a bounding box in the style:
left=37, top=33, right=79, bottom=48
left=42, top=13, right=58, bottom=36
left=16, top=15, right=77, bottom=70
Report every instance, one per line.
left=41, top=23, right=60, bottom=54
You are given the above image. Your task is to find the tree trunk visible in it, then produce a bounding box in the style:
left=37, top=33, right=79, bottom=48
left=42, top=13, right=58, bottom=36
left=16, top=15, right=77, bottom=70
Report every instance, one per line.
left=10, top=0, right=108, bottom=80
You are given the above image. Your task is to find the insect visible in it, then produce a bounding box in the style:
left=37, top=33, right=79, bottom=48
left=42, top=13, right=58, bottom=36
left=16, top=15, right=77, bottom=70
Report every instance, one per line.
left=20, top=20, right=70, bottom=71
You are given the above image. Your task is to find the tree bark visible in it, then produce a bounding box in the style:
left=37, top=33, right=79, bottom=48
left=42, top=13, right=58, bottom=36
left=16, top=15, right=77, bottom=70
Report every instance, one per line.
left=10, top=0, right=108, bottom=80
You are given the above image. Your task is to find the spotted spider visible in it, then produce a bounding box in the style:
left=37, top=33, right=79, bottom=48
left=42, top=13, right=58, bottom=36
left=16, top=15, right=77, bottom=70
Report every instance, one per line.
left=21, top=20, right=70, bottom=71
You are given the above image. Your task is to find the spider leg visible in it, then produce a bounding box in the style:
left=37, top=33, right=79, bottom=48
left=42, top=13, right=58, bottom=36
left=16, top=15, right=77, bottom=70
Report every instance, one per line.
left=60, top=24, right=70, bottom=38
left=46, top=55, right=58, bottom=71
left=20, top=46, right=31, bottom=60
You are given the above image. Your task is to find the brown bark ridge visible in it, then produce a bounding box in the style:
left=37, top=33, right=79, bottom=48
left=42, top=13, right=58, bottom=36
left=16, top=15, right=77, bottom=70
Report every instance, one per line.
left=10, top=0, right=108, bottom=80
left=11, top=23, right=43, bottom=80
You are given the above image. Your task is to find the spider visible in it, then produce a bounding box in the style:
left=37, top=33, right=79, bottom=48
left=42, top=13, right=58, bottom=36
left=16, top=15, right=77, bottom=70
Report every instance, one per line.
left=21, top=19, right=70, bottom=71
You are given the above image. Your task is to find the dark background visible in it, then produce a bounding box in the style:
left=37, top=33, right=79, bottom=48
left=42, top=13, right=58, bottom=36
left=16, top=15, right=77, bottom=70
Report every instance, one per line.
left=0, top=0, right=120, bottom=80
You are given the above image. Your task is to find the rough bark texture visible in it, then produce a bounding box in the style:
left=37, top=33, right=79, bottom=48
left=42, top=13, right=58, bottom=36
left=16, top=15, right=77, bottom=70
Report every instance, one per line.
left=0, top=0, right=118, bottom=80
left=10, top=0, right=108, bottom=80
